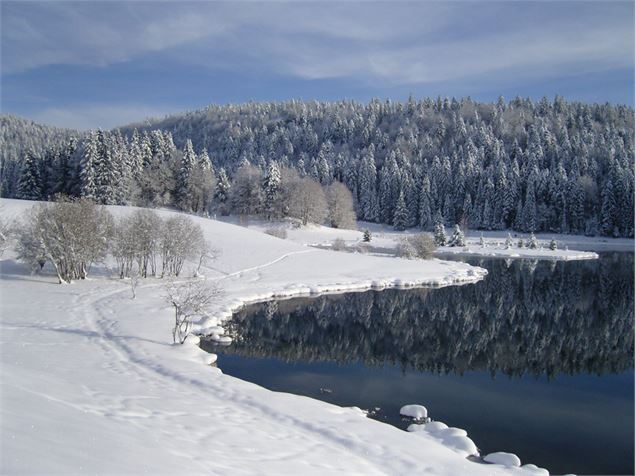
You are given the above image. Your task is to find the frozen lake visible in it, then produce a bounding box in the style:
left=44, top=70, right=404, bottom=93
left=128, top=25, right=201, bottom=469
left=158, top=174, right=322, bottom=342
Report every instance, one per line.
left=201, top=253, right=634, bottom=475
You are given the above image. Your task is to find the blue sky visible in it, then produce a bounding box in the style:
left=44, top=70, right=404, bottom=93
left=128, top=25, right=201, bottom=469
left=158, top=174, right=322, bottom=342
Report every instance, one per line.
left=2, top=1, right=633, bottom=130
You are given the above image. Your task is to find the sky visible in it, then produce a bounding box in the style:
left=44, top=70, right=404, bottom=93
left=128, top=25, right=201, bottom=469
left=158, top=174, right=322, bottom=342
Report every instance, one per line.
left=1, top=1, right=633, bottom=130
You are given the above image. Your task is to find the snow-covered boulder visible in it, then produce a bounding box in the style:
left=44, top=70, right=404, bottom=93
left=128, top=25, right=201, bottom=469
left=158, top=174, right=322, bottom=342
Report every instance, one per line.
left=484, top=452, right=522, bottom=467
left=400, top=404, right=428, bottom=420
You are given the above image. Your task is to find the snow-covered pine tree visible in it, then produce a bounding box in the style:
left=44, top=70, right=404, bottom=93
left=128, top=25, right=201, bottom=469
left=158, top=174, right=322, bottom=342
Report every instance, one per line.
left=549, top=239, right=557, bottom=250
left=448, top=224, right=466, bottom=247
left=17, top=150, right=42, bottom=200
left=262, top=160, right=282, bottom=219
left=214, top=168, right=231, bottom=215
left=177, top=139, right=197, bottom=211
left=600, top=178, right=617, bottom=237
left=393, top=190, right=409, bottom=231
left=433, top=220, right=447, bottom=246
left=80, top=131, right=99, bottom=200
left=363, top=229, right=372, bottom=242
left=528, top=232, right=539, bottom=249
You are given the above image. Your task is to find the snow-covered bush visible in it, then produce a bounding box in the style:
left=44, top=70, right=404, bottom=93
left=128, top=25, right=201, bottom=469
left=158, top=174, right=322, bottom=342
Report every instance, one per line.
left=479, top=233, right=485, bottom=248
left=362, top=229, right=372, bottom=242
left=264, top=227, right=287, bottom=239
left=163, top=279, right=222, bottom=344
left=528, top=233, right=539, bottom=249
left=549, top=239, right=557, bottom=250
left=447, top=224, right=465, bottom=247
left=505, top=233, right=513, bottom=249
left=397, top=233, right=436, bottom=260
left=517, top=238, right=524, bottom=248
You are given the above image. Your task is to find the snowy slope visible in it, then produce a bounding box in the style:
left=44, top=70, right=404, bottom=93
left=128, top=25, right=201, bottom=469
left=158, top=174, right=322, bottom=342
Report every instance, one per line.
left=1, top=199, right=548, bottom=475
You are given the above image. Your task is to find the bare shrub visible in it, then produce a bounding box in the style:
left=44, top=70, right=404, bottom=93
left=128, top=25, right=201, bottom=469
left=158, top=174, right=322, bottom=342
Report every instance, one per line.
left=397, top=233, right=437, bottom=260
left=164, top=279, right=222, bottom=344
left=264, top=227, right=287, bottom=239
left=331, top=237, right=347, bottom=251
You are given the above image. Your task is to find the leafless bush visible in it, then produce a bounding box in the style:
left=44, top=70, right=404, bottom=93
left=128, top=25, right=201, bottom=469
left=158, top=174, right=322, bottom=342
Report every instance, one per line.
left=331, top=237, right=347, bottom=251
left=396, top=233, right=437, bottom=260
left=264, top=227, right=287, bottom=239
left=163, top=279, right=222, bottom=344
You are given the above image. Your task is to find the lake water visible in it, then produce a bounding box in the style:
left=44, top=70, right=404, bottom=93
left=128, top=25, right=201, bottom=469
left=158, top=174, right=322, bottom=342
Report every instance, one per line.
left=201, top=253, right=634, bottom=475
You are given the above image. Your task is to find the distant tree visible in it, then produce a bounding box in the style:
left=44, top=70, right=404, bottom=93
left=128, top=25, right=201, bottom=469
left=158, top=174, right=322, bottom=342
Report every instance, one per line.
left=287, top=177, right=328, bottom=225
left=363, top=229, right=372, bottom=243
left=433, top=221, right=447, bottom=246
left=528, top=233, right=539, bottom=249
left=326, top=181, right=356, bottom=229
left=230, top=162, right=263, bottom=217
left=505, top=233, right=513, bottom=249
left=393, top=191, right=409, bottom=231
left=17, top=151, right=42, bottom=200
left=448, top=224, right=466, bottom=247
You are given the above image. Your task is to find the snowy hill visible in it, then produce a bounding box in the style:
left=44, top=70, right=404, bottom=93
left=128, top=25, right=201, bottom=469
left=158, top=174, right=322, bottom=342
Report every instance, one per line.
left=1, top=199, right=550, bottom=475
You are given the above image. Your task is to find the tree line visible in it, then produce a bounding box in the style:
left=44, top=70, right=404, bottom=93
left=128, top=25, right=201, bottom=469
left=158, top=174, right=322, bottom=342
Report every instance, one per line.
left=2, top=95, right=633, bottom=236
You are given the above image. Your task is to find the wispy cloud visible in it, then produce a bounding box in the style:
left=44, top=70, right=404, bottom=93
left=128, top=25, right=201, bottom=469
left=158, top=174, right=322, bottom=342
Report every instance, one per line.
left=4, top=1, right=630, bottom=85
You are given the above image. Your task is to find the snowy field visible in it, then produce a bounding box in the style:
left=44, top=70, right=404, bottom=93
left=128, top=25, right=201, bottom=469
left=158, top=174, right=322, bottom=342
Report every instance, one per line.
left=1, top=198, right=561, bottom=475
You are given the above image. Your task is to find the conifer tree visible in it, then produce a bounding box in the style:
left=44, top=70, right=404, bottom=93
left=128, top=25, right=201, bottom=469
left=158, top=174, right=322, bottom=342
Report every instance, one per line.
left=393, top=191, right=409, bottom=231
left=433, top=220, right=447, bottom=246
left=17, top=151, right=42, bottom=200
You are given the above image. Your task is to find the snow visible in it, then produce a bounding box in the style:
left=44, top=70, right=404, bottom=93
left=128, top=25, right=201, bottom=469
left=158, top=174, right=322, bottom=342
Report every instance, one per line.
left=399, top=404, right=428, bottom=420
left=1, top=198, right=549, bottom=475
left=484, top=452, right=522, bottom=467
left=217, top=215, right=622, bottom=261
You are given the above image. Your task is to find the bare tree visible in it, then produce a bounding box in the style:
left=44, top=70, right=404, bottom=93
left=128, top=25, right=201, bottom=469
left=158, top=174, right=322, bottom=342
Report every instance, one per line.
left=16, top=199, right=113, bottom=283
left=160, top=215, right=206, bottom=277
left=163, top=279, right=221, bottom=344
left=326, top=182, right=356, bottom=229
left=0, top=216, right=14, bottom=257
left=287, top=177, right=328, bottom=225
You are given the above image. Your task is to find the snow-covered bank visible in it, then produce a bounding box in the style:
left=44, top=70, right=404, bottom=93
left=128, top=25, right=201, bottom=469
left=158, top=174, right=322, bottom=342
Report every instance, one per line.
left=1, top=198, right=547, bottom=475
left=435, top=245, right=598, bottom=261
left=217, top=215, right=612, bottom=261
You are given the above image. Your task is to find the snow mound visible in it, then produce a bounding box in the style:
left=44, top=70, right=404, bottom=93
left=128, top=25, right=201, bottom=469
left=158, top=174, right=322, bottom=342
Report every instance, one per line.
left=400, top=404, right=428, bottom=420
left=484, top=452, right=522, bottom=467
left=520, top=463, right=550, bottom=475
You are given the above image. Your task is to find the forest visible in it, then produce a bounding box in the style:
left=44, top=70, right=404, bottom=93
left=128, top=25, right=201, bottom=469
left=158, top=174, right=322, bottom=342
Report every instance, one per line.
left=1, top=96, right=633, bottom=236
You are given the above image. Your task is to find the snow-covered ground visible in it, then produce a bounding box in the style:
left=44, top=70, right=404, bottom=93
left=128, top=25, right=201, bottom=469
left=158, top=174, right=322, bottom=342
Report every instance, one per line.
left=218, top=215, right=621, bottom=260
left=2, top=198, right=554, bottom=474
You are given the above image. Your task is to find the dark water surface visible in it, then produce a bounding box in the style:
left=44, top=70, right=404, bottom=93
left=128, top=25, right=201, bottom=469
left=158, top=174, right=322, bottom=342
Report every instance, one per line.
left=201, top=253, right=634, bottom=475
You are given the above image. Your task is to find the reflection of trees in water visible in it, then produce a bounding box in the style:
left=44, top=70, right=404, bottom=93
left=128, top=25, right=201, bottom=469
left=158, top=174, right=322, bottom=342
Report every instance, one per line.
left=203, top=255, right=634, bottom=378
